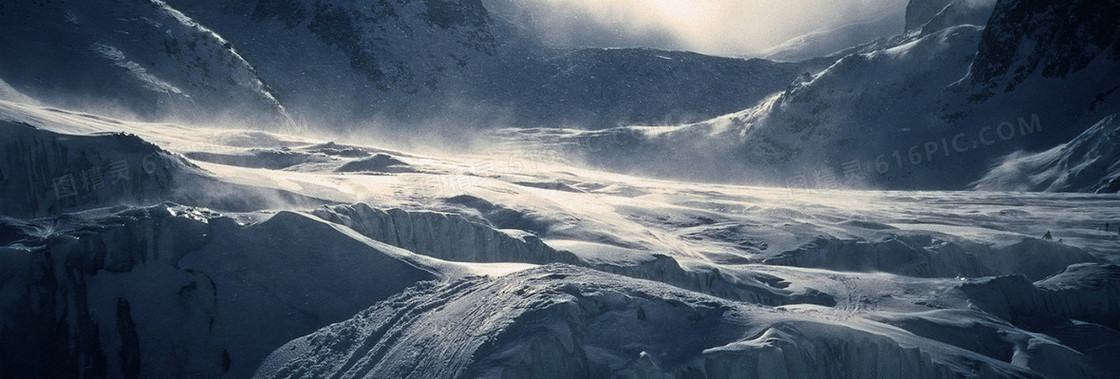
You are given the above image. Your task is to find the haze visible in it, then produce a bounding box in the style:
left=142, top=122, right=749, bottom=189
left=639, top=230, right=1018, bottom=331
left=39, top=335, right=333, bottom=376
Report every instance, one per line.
left=487, top=0, right=910, bottom=56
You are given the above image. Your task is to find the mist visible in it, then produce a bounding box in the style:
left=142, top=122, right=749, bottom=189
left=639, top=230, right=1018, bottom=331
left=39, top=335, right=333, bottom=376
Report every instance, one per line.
left=485, top=0, right=909, bottom=57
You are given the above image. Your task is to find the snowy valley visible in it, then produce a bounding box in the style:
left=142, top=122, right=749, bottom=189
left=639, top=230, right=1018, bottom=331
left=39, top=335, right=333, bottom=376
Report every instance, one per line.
left=1, top=0, right=1119, bottom=378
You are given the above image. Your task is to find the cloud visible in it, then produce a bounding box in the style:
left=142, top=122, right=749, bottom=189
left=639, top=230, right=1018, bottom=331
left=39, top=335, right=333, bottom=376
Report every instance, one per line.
left=485, top=0, right=909, bottom=57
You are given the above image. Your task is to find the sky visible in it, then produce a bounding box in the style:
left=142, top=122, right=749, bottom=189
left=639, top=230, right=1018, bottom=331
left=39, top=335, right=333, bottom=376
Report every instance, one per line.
left=485, top=0, right=910, bottom=57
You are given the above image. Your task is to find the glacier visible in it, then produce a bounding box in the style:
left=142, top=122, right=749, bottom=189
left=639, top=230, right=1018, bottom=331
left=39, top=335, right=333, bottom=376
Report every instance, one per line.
left=1, top=0, right=1119, bottom=377
left=2, top=95, right=1118, bottom=377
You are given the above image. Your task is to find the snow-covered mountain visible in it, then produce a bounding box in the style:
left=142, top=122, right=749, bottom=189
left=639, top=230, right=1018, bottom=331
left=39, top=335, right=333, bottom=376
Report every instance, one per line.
left=0, top=0, right=820, bottom=130
left=176, top=0, right=829, bottom=129
left=2, top=0, right=1119, bottom=377
left=966, top=0, right=1120, bottom=105
left=158, top=0, right=506, bottom=126
left=973, top=112, right=1120, bottom=192
left=543, top=0, right=1120, bottom=191
left=4, top=0, right=1116, bottom=189
left=0, top=0, right=291, bottom=127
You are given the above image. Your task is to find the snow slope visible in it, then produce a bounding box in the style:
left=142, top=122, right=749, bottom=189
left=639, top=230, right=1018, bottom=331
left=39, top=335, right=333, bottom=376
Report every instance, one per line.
left=973, top=113, right=1120, bottom=192
left=256, top=264, right=1117, bottom=378
left=763, top=10, right=906, bottom=62
left=905, top=0, right=997, bottom=36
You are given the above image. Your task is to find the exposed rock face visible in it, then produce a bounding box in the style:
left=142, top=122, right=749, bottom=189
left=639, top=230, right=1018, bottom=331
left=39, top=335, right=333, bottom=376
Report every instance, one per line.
left=969, top=0, right=1120, bottom=99
left=238, top=0, right=499, bottom=92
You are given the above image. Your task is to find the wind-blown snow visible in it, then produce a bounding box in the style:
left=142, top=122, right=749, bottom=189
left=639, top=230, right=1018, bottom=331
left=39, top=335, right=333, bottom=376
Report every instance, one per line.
left=1, top=97, right=1117, bottom=377
left=973, top=113, right=1120, bottom=193
left=1, top=0, right=1119, bottom=377
left=520, top=0, right=1119, bottom=190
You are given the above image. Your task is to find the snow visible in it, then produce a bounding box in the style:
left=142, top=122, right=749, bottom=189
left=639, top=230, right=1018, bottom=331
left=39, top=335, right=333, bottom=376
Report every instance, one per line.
left=905, top=0, right=997, bottom=35
left=0, top=0, right=290, bottom=126
left=973, top=113, right=1120, bottom=193
left=0, top=77, right=38, bottom=105
left=139, top=0, right=821, bottom=129
left=1, top=96, right=1117, bottom=377
left=255, top=265, right=1096, bottom=378
left=1, top=0, right=1119, bottom=377
left=89, top=42, right=185, bottom=96
left=763, top=10, right=906, bottom=62
left=0, top=201, right=541, bottom=377
left=502, top=0, right=1119, bottom=192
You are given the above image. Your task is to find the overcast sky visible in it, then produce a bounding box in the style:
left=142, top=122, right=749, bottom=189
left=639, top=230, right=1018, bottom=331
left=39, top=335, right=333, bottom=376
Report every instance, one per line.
left=486, top=0, right=910, bottom=57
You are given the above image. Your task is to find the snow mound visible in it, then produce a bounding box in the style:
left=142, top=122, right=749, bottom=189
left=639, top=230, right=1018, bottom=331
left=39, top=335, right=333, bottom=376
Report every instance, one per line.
left=305, top=142, right=375, bottom=158
left=256, top=265, right=1040, bottom=378
left=867, top=308, right=1100, bottom=377
left=335, top=154, right=413, bottom=173
left=443, top=194, right=556, bottom=235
